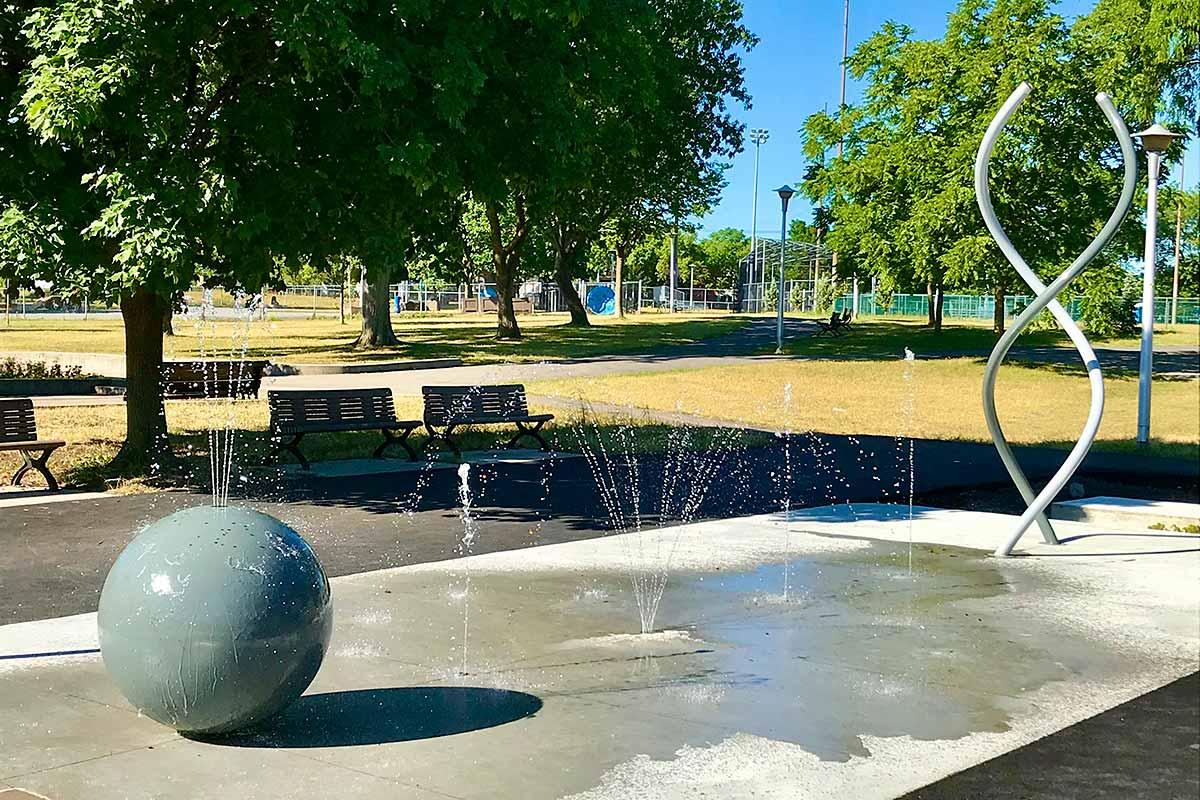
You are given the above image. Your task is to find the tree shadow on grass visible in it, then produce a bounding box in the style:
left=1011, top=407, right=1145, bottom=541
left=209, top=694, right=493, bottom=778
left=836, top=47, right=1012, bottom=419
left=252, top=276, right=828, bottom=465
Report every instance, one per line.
left=195, top=687, right=543, bottom=748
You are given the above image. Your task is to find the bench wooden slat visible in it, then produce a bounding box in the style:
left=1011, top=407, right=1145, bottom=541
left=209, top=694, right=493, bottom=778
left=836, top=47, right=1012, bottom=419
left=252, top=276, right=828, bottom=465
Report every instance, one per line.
left=421, top=384, right=553, bottom=456
left=267, top=388, right=421, bottom=468
left=0, top=398, right=39, bottom=443
left=0, top=398, right=62, bottom=490
left=0, top=439, right=65, bottom=451
left=162, top=360, right=269, bottom=399
left=422, top=384, right=537, bottom=427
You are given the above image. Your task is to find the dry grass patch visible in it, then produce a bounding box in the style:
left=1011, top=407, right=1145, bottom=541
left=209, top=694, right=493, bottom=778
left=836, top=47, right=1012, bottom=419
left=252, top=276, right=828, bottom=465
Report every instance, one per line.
left=0, top=312, right=746, bottom=365
left=531, top=358, right=1200, bottom=461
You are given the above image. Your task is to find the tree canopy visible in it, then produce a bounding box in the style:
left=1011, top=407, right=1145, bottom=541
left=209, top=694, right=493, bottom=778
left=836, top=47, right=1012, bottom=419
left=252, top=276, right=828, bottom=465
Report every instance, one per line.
left=800, top=0, right=1196, bottom=332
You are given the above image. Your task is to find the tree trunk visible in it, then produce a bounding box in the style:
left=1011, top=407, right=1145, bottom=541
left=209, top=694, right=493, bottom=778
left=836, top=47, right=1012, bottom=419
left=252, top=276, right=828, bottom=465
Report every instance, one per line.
left=494, top=250, right=521, bottom=339
left=112, top=288, right=170, bottom=475
left=356, top=264, right=398, bottom=348
left=926, top=281, right=935, bottom=327
left=162, top=305, right=174, bottom=336
left=484, top=198, right=526, bottom=340
left=554, top=248, right=589, bottom=326
left=993, top=283, right=1006, bottom=335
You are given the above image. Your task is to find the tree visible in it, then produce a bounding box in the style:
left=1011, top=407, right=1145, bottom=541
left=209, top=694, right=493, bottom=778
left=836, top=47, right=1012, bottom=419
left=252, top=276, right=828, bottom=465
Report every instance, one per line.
left=1074, top=0, right=1200, bottom=122
left=599, top=0, right=752, bottom=318
left=697, top=228, right=749, bottom=288
left=10, top=0, right=486, bottom=471
left=800, top=0, right=1186, bottom=335
left=1155, top=187, right=1199, bottom=298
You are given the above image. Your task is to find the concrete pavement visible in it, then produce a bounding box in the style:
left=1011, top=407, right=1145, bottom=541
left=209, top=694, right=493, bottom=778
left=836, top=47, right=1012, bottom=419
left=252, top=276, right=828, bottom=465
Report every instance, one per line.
left=1, top=505, right=1196, bottom=799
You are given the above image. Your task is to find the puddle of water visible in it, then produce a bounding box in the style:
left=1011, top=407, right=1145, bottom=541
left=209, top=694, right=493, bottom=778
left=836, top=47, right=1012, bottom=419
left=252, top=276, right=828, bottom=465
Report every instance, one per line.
left=345, top=538, right=1118, bottom=784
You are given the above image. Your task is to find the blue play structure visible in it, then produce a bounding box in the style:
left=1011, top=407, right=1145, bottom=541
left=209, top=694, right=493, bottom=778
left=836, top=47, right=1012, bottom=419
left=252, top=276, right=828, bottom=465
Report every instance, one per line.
left=586, top=285, right=616, bottom=315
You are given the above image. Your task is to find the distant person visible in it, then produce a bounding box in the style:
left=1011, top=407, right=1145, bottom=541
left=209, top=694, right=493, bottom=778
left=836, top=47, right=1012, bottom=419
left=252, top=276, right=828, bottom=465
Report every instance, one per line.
left=270, top=295, right=283, bottom=308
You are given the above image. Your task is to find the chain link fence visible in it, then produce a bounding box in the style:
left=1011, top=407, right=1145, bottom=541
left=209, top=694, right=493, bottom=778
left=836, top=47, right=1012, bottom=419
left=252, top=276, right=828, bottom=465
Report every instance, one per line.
left=832, top=292, right=1200, bottom=325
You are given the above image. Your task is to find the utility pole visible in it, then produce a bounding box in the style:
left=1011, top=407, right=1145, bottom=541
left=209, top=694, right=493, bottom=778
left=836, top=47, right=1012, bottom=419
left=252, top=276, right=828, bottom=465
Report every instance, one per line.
left=831, top=0, right=849, bottom=281
left=748, top=129, right=770, bottom=292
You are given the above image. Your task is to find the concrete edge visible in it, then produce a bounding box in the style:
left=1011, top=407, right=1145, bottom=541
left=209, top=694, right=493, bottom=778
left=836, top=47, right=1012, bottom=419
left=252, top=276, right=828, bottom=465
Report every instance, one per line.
left=268, top=357, right=463, bottom=375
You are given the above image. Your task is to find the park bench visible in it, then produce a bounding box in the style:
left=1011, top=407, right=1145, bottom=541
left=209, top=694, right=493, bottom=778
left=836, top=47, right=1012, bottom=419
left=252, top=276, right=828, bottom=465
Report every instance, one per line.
left=161, top=360, right=269, bottom=399
left=422, top=384, right=554, bottom=458
left=814, top=311, right=851, bottom=337
left=0, top=398, right=64, bottom=491
left=267, top=388, right=422, bottom=470
left=462, top=296, right=534, bottom=313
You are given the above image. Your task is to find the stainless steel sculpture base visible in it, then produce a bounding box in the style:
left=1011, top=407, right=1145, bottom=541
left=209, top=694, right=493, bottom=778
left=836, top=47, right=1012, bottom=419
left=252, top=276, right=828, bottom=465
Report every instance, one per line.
left=98, top=506, right=333, bottom=734
left=975, top=83, right=1136, bottom=556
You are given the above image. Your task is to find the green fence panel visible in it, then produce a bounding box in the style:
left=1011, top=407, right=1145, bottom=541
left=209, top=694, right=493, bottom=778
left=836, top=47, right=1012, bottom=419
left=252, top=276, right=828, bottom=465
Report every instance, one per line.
left=837, top=293, right=1199, bottom=325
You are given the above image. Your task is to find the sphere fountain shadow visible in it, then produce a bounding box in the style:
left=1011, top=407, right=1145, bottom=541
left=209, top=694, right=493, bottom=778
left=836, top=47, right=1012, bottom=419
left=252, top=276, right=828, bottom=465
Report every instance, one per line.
left=191, top=686, right=543, bottom=747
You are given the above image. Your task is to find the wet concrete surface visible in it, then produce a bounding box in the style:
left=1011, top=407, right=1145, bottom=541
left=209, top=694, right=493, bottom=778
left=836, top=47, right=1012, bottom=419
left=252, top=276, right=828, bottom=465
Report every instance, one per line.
left=1, top=508, right=1196, bottom=799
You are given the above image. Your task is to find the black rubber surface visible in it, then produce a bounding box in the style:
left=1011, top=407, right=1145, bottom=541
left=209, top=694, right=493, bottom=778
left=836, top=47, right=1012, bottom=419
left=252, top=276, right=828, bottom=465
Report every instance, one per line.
left=902, top=671, right=1200, bottom=800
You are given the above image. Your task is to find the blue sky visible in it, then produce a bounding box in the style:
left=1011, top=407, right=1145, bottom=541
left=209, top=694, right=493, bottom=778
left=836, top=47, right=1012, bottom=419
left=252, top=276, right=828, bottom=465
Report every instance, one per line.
left=700, top=0, right=1199, bottom=237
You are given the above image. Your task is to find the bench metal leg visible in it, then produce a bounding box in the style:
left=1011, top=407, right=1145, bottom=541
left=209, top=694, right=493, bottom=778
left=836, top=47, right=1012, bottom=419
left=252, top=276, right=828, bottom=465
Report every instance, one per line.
left=267, top=434, right=310, bottom=470
left=12, top=448, right=59, bottom=492
left=508, top=421, right=550, bottom=452
left=422, top=425, right=462, bottom=460
left=374, top=428, right=419, bottom=462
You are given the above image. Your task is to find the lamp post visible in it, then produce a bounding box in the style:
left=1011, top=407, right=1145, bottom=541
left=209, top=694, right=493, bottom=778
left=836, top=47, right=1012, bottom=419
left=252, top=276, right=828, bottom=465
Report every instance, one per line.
left=1131, top=123, right=1182, bottom=445
left=774, top=185, right=795, bottom=353
left=748, top=129, right=770, bottom=297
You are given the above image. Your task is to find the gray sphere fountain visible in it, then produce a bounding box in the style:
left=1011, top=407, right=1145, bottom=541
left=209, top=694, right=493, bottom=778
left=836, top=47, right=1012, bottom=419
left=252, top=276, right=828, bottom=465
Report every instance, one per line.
left=98, top=506, right=332, bottom=735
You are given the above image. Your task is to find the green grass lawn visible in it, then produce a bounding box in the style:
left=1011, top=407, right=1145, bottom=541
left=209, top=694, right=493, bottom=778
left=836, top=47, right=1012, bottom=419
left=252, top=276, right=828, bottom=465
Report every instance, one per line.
left=0, top=312, right=749, bottom=365
left=531, top=357, right=1200, bottom=461
left=784, top=316, right=1200, bottom=360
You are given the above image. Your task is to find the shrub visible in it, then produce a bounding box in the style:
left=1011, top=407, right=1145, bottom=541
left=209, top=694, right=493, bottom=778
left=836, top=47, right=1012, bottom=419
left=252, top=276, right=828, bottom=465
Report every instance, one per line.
left=789, top=281, right=808, bottom=311
left=762, top=279, right=778, bottom=311
left=0, top=358, right=86, bottom=380
left=814, top=275, right=843, bottom=313
left=1078, top=266, right=1139, bottom=338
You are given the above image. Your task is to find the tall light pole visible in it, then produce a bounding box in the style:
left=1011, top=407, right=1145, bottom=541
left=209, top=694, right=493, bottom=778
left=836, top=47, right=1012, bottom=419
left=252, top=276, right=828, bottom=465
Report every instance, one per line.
left=749, top=129, right=770, bottom=297
left=831, top=0, right=850, bottom=281
left=1132, top=123, right=1183, bottom=445
left=774, top=185, right=795, bottom=353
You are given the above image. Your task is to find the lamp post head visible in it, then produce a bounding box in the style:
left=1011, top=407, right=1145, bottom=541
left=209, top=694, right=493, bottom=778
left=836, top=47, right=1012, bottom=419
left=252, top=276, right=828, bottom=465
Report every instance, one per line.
left=750, top=128, right=770, bottom=145
left=774, top=184, right=795, bottom=213
left=1132, top=123, right=1183, bottom=153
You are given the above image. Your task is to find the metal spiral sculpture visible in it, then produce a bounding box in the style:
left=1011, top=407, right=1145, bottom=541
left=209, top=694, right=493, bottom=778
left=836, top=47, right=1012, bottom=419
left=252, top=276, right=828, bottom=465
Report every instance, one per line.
left=975, top=83, right=1137, bottom=557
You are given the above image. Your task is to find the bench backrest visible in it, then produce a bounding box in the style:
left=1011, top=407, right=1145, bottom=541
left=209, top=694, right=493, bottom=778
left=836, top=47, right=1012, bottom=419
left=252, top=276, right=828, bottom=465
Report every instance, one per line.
left=162, top=360, right=268, bottom=398
left=268, top=388, right=398, bottom=433
left=423, top=384, right=531, bottom=426
left=0, top=398, right=39, bottom=443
